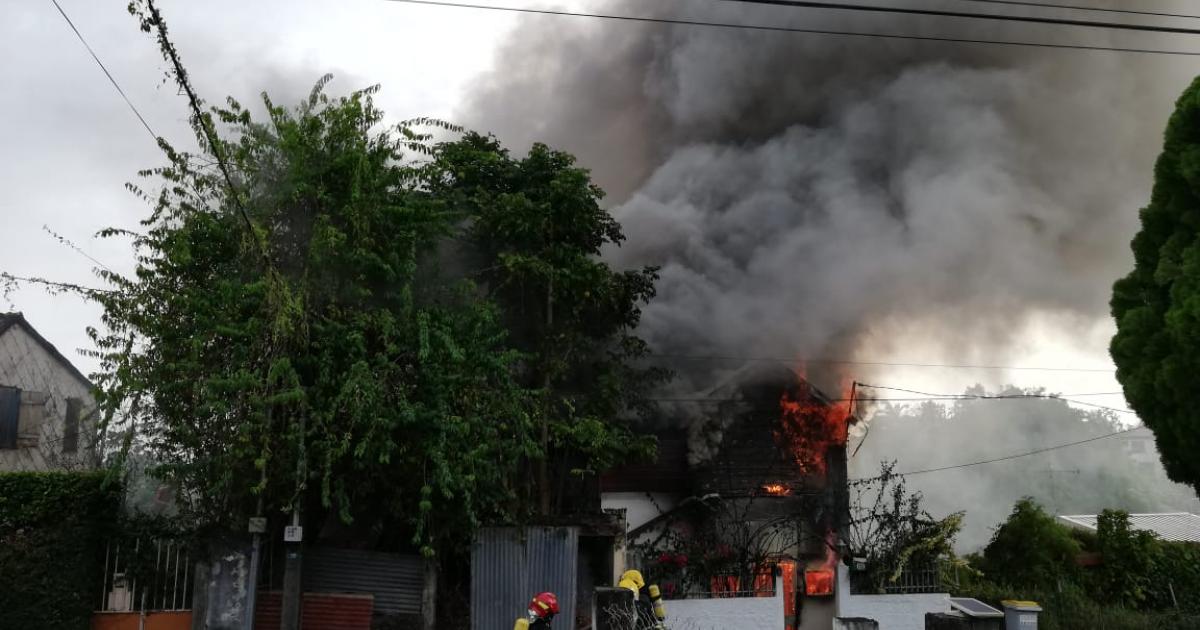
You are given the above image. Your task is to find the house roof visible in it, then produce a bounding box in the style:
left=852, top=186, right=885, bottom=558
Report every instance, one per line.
left=0, top=312, right=94, bottom=390
left=1058, top=513, right=1200, bottom=543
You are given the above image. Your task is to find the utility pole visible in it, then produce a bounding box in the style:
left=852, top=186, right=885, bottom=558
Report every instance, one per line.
left=281, top=411, right=307, bottom=630
left=280, top=511, right=303, bottom=630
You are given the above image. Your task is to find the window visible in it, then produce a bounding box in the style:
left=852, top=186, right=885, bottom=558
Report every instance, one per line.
left=63, top=397, right=81, bottom=454
left=0, top=386, right=19, bottom=449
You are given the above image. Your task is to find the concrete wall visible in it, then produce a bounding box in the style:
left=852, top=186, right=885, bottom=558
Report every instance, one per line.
left=601, top=492, right=679, bottom=532
left=192, top=540, right=255, bottom=630
left=602, top=492, right=680, bottom=581
left=803, top=597, right=837, bottom=630
left=666, top=588, right=784, bottom=630
left=834, top=564, right=950, bottom=630
left=0, top=321, right=97, bottom=471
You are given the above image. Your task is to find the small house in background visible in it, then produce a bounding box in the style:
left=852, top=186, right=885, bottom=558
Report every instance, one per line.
left=0, top=312, right=99, bottom=470
left=1058, top=512, right=1200, bottom=544
left=1118, top=426, right=1161, bottom=475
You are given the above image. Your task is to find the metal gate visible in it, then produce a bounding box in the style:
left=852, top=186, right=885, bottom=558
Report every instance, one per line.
left=303, top=547, right=423, bottom=616
left=99, top=537, right=193, bottom=612
left=471, top=527, right=578, bottom=630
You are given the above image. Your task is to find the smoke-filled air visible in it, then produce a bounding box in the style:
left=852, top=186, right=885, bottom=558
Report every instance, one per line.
left=458, top=0, right=1200, bottom=546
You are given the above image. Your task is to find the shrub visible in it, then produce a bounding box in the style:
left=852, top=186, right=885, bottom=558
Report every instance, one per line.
left=0, top=472, right=120, bottom=629
left=980, top=498, right=1080, bottom=589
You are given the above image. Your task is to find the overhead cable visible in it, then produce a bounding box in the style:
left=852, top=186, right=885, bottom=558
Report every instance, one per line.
left=952, top=0, right=1200, bottom=22
left=647, top=394, right=1135, bottom=413
left=715, top=0, right=1200, bottom=36
left=648, top=353, right=1115, bottom=373
left=850, top=425, right=1145, bottom=480
left=854, top=384, right=1132, bottom=412
left=383, top=0, right=1200, bottom=57
left=48, top=0, right=159, bottom=142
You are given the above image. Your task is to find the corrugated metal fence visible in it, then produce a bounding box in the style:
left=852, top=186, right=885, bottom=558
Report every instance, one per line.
left=303, top=547, right=423, bottom=616
left=471, top=527, right=579, bottom=630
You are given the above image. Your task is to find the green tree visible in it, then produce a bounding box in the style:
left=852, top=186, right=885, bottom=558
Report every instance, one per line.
left=981, top=498, right=1080, bottom=589
left=424, top=133, right=665, bottom=514
left=1092, top=509, right=1160, bottom=609
left=1111, top=76, right=1200, bottom=495
left=91, top=78, right=535, bottom=554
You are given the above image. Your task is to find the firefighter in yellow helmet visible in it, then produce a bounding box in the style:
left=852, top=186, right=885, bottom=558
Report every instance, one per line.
left=618, top=570, right=665, bottom=629
left=618, top=569, right=645, bottom=598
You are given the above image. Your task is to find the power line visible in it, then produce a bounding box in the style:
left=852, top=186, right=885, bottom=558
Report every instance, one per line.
left=48, top=0, right=158, bottom=143
left=384, top=0, right=1200, bottom=56
left=717, top=0, right=1200, bottom=36
left=857, top=383, right=1135, bottom=413
left=952, top=0, right=1200, bottom=22
left=648, top=394, right=1134, bottom=412
left=648, top=353, right=1115, bottom=373
left=851, top=424, right=1144, bottom=479
left=1, top=272, right=114, bottom=296
left=42, top=225, right=114, bottom=274
left=650, top=391, right=1121, bottom=401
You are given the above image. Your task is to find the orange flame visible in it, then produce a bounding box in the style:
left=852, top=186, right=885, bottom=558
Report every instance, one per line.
left=774, top=372, right=853, bottom=475
left=804, top=569, right=834, bottom=596
left=805, top=532, right=839, bottom=596
left=760, top=483, right=791, bottom=496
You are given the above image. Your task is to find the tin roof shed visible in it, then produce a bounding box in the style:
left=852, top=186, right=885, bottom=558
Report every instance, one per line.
left=1058, top=512, right=1200, bottom=543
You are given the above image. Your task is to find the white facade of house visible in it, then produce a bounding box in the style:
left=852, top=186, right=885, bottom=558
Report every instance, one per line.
left=602, top=492, right=679, bottom=534
left=0, top=314, right=99, bottom=471
left=666, top=583, right=785, bottom=630
left=833, top=564, right=950, bottom=630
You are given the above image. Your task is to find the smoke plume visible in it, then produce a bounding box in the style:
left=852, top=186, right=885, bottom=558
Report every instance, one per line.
left=458, top=0, right=1199, bottom=536
left=460, top=1, right=1192, bottom=392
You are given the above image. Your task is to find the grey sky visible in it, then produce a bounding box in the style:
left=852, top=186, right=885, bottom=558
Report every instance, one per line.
left=1, top=0, right=515, bottom=375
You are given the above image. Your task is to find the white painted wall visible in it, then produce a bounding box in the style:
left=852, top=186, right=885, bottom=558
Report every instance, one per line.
left=603, top=492, right=682, bottom=583
left=602, top=492, right=679, bottom=532
left=666, top=586, right=784, bottom=630
left=0, top=321, right=97, bottom=471
left=834, top=564, right=950, bottom=630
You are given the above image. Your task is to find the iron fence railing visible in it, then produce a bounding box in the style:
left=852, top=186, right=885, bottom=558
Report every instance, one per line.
left=849, top=559, right=943, bottom=595
left=99, top=537, right=193, bottom=612
left=883, top=560, right=942, bottom=594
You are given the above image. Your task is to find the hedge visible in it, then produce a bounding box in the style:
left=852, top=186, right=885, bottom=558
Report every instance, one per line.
left=0, top=471, right=121, bottom=629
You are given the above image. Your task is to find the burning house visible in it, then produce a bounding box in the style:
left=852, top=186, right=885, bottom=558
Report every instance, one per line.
left=600, top=365, right=855, bottom=630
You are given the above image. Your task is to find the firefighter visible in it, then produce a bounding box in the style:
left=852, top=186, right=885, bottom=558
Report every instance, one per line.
left=618, top=570, right=666, bottom=630
left=618, top=569, right=645, bottom=598
left=513, top=592, right=559, bottom=630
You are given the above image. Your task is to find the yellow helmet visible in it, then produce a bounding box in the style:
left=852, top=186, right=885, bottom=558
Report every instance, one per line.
left=620, top=569, right=645, bottom=590
left=618, top=578, right=640, bottom=597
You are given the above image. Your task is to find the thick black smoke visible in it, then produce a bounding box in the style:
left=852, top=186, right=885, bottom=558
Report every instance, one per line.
left=458, top=1, right=1193, bottom=397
